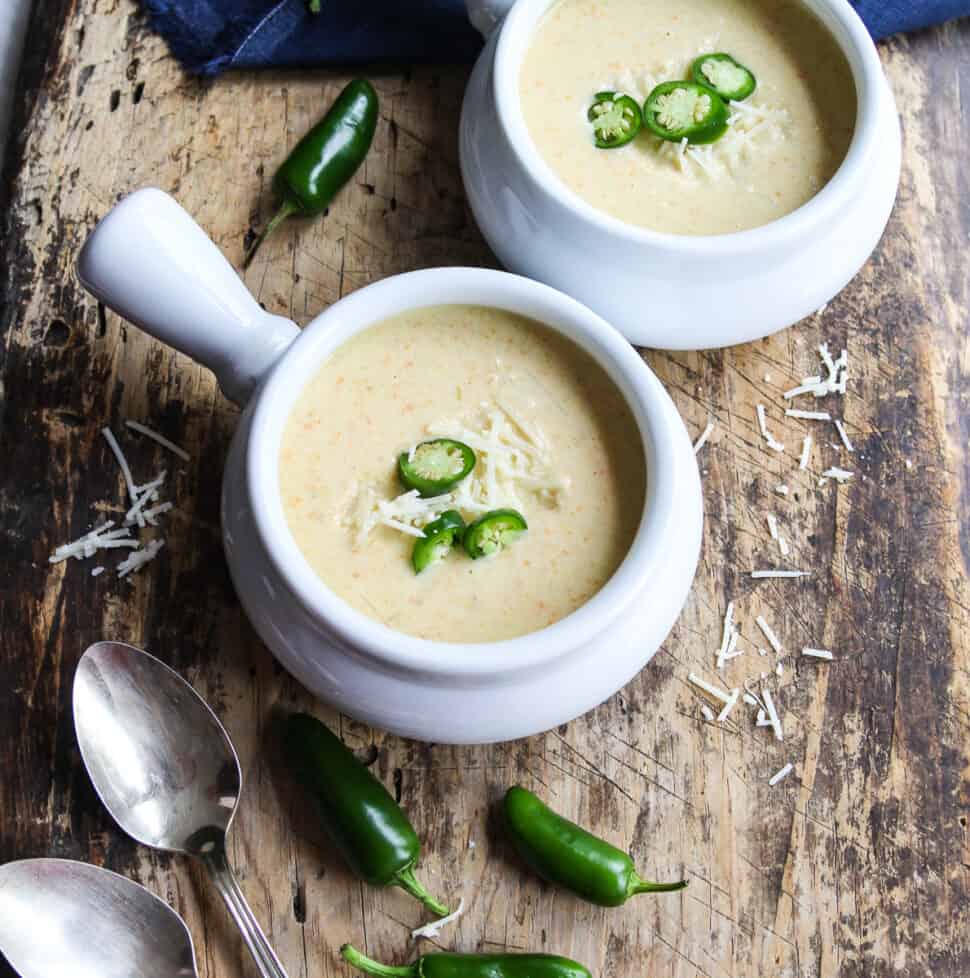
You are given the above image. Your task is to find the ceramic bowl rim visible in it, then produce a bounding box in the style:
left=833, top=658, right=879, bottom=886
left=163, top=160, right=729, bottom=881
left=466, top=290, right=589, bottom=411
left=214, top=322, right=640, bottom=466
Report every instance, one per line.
left=247, top=267, right=686, bottom=679
left=491, top=0, right=883, bottom=253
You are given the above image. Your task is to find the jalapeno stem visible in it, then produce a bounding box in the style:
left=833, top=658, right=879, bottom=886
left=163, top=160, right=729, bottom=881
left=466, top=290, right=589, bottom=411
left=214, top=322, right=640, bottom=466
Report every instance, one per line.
left=628, top=875, right=689, bottom=897
left=341, top=945, right=416, bottom=978
left=394, top=865, right=450, bottom=916
left=243, top=199, right=299, bottom=269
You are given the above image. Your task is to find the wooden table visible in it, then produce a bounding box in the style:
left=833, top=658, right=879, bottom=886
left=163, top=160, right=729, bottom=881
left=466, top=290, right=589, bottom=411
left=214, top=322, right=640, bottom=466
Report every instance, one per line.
left=2, top=4, right=968, bottom=976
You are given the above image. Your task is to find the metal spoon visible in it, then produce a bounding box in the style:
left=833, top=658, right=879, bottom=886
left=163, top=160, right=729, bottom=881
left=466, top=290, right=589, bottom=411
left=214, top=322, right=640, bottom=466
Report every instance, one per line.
left=0, top=858, right=197, bottom=978
left=73, top=641, right=289, bottom=978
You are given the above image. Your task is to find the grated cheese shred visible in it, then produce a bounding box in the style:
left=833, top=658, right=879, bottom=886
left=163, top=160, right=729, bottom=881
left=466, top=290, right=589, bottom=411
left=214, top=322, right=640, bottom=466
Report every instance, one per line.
left=411, top=897, right=466, bottom=941
left=768, top=762, right=794, bottom=786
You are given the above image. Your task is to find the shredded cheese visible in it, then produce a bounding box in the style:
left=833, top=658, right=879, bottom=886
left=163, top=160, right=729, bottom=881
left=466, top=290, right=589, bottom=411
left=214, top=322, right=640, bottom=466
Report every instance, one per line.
left=125, top=420, right=191, bottom=462
left=700, top=704, right=715, bottom=722
left=751, top=570, right=809, bottom=579
left=766, top=514, right=779, bottom=541
left=688, top=672, right=735, bottom=705
left=786, top=409, right=831, bottom=421
left=411, top=897, right=466, bottom=941
left=762, top=688, right=784, bottom=741
left=117, top=538, right=165, bottom=578
left=102, top=427, right=139, bottom=506
left=802, top=647, right=834, bottom=660
left=693, top=419, right=715, bottom=454
left=768, top=762, right=794, bottom=786
left=756, top=404, right=784, bottom=452
left=833, top=419, right=855, bottom=453
left=799, top=435, right=812, bottom=470
left=784, top=342, right=848, bottom=400
left=716, top=688, right=741, bottom=723
left=822, top=467, right=854, bottom=483
left=349, top=398, right=568, bottom=544
left=775, top=484, right=789, bottom=496
left=755, top=615, right=784, bottom=654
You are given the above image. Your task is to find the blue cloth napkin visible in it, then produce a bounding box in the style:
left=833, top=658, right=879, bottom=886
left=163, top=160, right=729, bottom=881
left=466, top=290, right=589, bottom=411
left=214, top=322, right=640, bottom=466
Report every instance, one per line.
left=141, top=0, right=967, bottom=76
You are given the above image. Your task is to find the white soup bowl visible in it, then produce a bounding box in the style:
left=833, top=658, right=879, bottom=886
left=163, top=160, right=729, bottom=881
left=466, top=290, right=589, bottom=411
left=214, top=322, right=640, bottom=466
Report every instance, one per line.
left=76, top=188, right=703, bottom=743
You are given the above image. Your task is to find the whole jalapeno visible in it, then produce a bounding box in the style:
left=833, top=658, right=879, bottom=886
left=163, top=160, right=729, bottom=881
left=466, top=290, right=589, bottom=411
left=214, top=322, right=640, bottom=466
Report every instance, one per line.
left=341, top=944, right=592, bottom=978
left=282, top=713, right=449, bottom=916
left=643, top=80, right=729, bottom=145
left=503, top=785, right=687, bottom=907
left=399, top=439, right=476, bottom=498
left=244, top=79, right=378, bottom=267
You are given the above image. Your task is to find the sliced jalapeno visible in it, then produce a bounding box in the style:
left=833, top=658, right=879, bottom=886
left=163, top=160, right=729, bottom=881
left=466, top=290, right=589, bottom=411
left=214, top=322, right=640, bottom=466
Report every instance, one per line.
left=412, top=511, right=466, bottom=574
left=463, top=509, right=527, bottom=559
left=691, top=53, right=757, bottom=102
left=643, top=81, right=729, bottom=145
left=398, top=439, right=476, bottom=497
left=587, top=91, right=642, bottom=149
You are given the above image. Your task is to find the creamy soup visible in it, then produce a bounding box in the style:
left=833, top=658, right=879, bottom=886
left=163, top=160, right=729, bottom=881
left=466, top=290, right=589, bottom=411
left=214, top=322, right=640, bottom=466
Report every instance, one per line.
left=520, top=0, right=856, bottom=235
left=280, top=305, right=645, bottom=643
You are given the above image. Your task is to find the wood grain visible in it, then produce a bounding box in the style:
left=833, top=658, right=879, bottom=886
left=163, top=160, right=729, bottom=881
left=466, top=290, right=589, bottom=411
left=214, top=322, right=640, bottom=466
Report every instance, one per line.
left=1, top=4, right=968, bottom=976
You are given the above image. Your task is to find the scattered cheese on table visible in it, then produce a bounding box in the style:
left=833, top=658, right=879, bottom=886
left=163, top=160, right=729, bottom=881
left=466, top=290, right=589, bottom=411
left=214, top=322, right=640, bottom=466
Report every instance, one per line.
left=411, top=897, right=466, bottom=941
left=762, top=689, right=784, bottom=741
left=799, top=435, right=813, bottom=470
left=117, top=538, right=165, bottom=578
left=751, top=570, right=809, bottom=579
left=768, top=762, right=794, bottom=786
left=125, top=420, right=191, bottom=462
left=693, top=419, right=715, bottom=454
left=833, top=419, right=855, bottom=453
left=802, top=647, right=834, bottom=660
left=756, top=404, right=785, bottom=452
left=786, top=409, right=832, bottom=421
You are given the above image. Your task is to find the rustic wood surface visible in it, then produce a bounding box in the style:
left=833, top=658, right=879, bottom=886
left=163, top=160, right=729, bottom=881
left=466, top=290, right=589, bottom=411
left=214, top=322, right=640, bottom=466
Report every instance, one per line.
left=1, top=3, right=968, bottom=976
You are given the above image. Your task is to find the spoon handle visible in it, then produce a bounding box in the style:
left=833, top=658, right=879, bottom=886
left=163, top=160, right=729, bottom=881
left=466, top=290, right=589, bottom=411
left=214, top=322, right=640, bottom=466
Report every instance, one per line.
left=202, top=842, right=290, bottom=978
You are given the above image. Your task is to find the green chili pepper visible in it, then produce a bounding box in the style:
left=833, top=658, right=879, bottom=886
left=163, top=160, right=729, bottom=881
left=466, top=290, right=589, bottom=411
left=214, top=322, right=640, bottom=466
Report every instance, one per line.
left=643, top=80, right=729, bottom=144
left=341, top=945, right=592, bottom=978
left=462, top=509, right=527, bottom=559
left=503, top=786, right=687, bottom=907
left=398, top=439, right=476, bottom=498
left=691, top=53, right=757, bottom=102
left=587, top=91, right=642, bottom=149
left=282, top=713, right=449, bottom=916
left=412, top=511, right=465, bottom=574
left=244, top=79, right=378, bottom=267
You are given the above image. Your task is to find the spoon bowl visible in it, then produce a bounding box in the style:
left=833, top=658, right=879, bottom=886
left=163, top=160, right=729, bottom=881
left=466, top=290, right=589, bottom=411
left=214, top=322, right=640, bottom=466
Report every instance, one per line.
left=0, top=859, right=197, bottom=978
left=73, top=640, right=240, bottom=854
left=73, top=641, right=288, bottom=978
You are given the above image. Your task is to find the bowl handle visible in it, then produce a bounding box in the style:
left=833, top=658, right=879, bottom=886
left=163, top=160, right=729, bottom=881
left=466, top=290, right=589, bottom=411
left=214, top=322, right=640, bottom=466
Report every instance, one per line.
left=76, top=188, right=300, bottom=406
left=465, top=0, right=515, bottom=38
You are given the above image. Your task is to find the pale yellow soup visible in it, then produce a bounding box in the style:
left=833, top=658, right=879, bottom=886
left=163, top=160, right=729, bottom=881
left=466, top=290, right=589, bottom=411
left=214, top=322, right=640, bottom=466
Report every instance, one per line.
left=520, top=0, right=856, bottom=235
left=279, top=305, right=646, bottom=643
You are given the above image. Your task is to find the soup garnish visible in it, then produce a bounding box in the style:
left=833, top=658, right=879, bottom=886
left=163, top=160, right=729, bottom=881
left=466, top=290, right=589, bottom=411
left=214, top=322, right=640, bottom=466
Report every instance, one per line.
left=398, top=438, right=477, bottom=497
left=643, top=80, right=730, bottom=144
left=411, top=510, right=466, bottom=574
left=463, top=509, right=529, bottom=560
left=587, top=92, right=643, bottom=148
left=691, top=53, right=757, bottom=101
